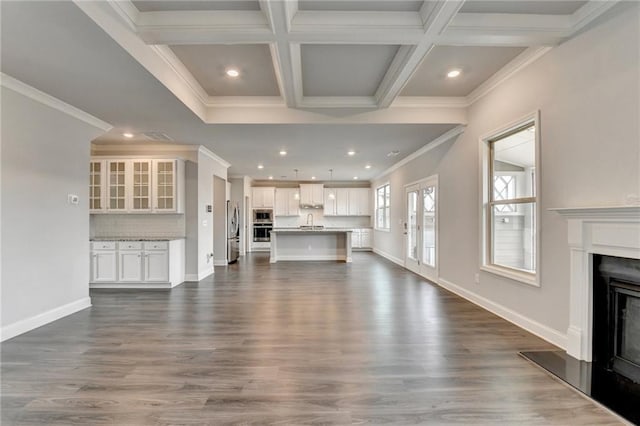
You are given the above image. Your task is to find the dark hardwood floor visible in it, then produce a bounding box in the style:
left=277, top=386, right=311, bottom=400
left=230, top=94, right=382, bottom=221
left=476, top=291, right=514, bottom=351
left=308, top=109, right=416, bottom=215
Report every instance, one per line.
left=1, top=252, right=623, bottom=425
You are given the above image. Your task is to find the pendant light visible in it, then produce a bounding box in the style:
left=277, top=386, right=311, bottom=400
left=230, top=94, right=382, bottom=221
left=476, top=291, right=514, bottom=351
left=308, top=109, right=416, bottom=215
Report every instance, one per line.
left=328, top=169, right=336, bottom=200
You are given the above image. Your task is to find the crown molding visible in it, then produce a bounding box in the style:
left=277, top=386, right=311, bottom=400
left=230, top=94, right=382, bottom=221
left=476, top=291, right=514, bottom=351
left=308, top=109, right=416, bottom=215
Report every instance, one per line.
left=392, top=96, right=469, bottom=108
left=375, top=124, right=466, bottom=180
left=198, top=146, right=231, bottom=169
left=1, top=73, right=112, bottom=132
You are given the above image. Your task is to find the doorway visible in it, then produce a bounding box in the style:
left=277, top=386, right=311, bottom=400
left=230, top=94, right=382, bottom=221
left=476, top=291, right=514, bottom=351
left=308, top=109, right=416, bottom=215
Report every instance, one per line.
left=404, top=175, right=439, bottom=282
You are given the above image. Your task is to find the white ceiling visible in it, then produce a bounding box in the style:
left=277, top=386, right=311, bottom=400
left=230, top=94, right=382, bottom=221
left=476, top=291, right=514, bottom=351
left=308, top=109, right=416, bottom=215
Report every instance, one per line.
left=0, top=0, right=621, bottom=180
left=170, top=44, right=281, bottom=96
left=401, top=45, right=526, bottom=96
left=301, top=45, right=400, bottom=96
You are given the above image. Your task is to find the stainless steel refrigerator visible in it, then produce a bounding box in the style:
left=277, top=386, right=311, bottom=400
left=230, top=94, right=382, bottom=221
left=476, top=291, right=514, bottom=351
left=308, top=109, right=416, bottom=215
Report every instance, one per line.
left=227, top=201, right=240, bottom=264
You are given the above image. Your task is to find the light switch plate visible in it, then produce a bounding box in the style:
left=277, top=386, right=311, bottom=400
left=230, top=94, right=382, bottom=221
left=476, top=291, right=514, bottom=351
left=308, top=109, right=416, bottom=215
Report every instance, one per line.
left=67, top=194, right=79, bottom=205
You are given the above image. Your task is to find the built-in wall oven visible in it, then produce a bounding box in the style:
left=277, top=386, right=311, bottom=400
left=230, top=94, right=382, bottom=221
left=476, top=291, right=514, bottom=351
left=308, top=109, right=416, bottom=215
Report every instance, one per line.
left=253, top=209, right=273, bottom=223
left=253, top=223, right=273, bottom=242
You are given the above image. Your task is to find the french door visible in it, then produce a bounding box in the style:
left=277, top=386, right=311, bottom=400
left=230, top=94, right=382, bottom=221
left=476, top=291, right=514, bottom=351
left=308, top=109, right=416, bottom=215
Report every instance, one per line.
left=405, top=176, right=439, bottom=282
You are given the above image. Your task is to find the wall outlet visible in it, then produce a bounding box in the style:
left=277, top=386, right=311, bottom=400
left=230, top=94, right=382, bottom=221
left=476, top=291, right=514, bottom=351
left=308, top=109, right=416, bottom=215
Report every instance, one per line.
left=202, top=220, right=208, bottom=227
left=474, top=273, right=480, bottom=284
left=67, top=194, right=79, bottom=205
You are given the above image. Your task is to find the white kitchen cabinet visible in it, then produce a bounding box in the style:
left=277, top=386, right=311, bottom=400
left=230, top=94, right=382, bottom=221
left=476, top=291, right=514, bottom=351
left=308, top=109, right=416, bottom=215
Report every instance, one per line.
left=351, top=229, right=372, bottom=249
left=144, top=250, right=169, bottom=282
left=275, top=188, right=300, bottom=216
left=90, top=239, right=185, bottom=288
left=299, top=184, right=324, bottom=207
left=153, top=159, right=185, bottom=213
left=349, top=188, right=370, bottom=216
left=90, top=160, right=106, bottom=213
left=252, top=187, right=275, bottom=209
left=324, top=188, right=337, bottom=215
left=107, top=160, right=128, bottom=211
left=131, top=160, right=152, bottom=212
left=90, top=243, right=117, bottom=282
left=336, top=188, right=350, bottom=215
left=119, top=251, right=143, bottom=282
left=92, top=157, right=185, bottom=214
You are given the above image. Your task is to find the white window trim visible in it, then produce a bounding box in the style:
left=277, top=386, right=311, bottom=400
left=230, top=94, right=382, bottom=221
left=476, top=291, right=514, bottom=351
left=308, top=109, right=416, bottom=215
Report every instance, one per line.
left=375, top=182, right=391, bottom=231
left=479, top=111, right=541, bottom=287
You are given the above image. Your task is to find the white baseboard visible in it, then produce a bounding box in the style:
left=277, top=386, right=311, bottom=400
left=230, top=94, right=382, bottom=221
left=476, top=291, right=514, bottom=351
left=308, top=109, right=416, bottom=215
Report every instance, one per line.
left=372, top=248, right=404, bottom=267
left=90, top=283, right=171, bottom=289
left=1, top=297, right=92, bottom=342
left=185, top=269, right=214, bottom=282
left=214, top=259, right=228, bottom=266
left=437, top=277, right=567, bottom=350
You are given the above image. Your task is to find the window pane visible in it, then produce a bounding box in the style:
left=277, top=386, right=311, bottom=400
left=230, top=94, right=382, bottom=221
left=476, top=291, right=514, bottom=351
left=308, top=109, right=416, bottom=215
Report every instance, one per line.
left=492, top=124, right=535, bottom=199
left=492, top=202, right=536, bottom=273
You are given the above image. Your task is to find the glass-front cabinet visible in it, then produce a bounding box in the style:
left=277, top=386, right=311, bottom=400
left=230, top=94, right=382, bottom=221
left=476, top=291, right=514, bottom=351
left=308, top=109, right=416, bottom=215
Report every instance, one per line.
left=131, top=160, right=152, bottom=212
left=153, top=160, right=176, bottom=212
left=89, top=160, right=105, bottom=212
left=90, top=157, right=184, bottom=214
left=108, top=160, right=127, bottom=211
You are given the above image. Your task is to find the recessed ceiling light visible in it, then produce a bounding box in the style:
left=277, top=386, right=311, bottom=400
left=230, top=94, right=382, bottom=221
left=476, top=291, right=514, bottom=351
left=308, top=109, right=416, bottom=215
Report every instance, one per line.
left=353, top=176, right=359, bottom=180
left=268, top=176, right=273, bottom=180
left=365, top=164, right=372, bottom=169
left=311, top=176, right=316, bottom=180
left=257, top=164, right=264, bottom=169
left=123, top=132, right=134, bottom=138
left=279, top=150, right=287, bottom=156
left=347, top=150, right=356, bottom=156
left=387, top=150, right=400, bottom=157
left=447, top=69, right=461, bottom=78
left=226, top=69, right=239, bottom=78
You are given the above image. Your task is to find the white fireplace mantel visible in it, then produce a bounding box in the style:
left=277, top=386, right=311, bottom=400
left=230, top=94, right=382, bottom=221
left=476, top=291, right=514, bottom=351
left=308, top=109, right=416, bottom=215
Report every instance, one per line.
left=551, top=206, right=640, bottom=361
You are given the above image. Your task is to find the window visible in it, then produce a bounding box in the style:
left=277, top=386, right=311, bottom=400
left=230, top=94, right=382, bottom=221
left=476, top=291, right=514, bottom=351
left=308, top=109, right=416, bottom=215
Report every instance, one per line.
left=482, top=114, right=538, bottom=285
left=376, top=184, right=390, bottom=230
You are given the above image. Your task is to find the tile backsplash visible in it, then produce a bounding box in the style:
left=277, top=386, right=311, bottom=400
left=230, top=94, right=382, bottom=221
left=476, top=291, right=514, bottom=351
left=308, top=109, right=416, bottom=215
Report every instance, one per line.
left=91, top=214, right=185, bottom=238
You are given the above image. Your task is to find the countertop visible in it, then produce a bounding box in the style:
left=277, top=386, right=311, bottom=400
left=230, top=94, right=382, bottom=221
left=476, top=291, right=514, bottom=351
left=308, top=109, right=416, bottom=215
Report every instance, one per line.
left=90, top=237, right=185, bottom=241
left=271, top=228, right=352, bottom=233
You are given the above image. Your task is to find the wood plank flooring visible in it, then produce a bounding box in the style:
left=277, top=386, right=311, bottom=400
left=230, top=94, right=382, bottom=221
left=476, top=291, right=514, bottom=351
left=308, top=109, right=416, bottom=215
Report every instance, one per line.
left=1, top=252, right=623, bottom=425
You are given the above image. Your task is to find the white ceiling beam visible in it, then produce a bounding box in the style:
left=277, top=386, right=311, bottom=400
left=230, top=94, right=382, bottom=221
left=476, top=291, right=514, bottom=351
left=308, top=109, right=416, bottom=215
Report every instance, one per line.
left=261, top=0, right=302, bottom=107
left=375, top=1, right=465, bottom=108
left=73, top=0, right=208, bottom=121
left=289, top=11, right=424, bottom=44
left=136, top=11, right=274, bottom=44
left=204, top=102, right=467, bottom=124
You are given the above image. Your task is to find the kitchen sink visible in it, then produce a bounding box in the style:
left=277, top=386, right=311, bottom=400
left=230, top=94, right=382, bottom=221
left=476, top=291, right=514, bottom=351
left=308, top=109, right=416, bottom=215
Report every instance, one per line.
left=299, top=225, right=325, bottom=230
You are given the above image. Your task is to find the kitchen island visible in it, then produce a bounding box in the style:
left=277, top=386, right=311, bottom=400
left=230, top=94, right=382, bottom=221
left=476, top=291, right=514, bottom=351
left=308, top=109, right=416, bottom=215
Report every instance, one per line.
left=270, top=229, right=352, bottom=263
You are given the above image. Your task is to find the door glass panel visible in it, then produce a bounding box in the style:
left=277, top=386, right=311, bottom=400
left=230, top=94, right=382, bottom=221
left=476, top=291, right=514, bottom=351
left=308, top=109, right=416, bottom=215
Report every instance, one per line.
left=407, top=191, right=418, bottom=261
left=156, top=161, right=174, bottom=210
left=132, top=161, right=150, bottom=210
left=422, top=186, right=436, bottom=267
left=108, top=161, right=126, bottom=210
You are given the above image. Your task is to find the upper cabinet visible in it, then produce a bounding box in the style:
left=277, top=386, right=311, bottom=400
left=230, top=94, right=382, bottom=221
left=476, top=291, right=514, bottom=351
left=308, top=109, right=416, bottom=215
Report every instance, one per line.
left=274, top=188, right=300, bottom=216
left=90, top=158, right=185, bottom=214
left=324, top=187, right=370, bottom=216
left=252, top=187, right=275, bottom=209
left=299, top=184, right=324, bottom=208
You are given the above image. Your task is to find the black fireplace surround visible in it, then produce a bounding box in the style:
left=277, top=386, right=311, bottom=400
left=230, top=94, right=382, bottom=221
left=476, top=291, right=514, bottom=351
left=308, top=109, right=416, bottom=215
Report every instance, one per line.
left=591, top=254, right=640, bottom=422
left=521, top=255, right=640, bottom=424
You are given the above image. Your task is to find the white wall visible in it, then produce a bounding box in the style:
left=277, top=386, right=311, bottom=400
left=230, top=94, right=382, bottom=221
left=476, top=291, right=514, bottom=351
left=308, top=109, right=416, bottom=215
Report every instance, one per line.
left=196, top=149, right=228, bottom=278
left=372, top=4, right=640, bottom=345
left=1, top=83, right=107, bottom=340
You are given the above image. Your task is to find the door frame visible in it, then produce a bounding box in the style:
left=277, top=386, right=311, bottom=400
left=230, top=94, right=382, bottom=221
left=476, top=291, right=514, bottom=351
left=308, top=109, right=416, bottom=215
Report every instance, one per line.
left=403, top=175, right=439, bottom=282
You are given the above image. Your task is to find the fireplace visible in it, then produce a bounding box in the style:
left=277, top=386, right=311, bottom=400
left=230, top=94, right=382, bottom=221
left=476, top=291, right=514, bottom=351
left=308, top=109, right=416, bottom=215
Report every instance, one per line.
left=519, top=206, right=640, bottom=423
left=589, top=255, right=640, bottom=421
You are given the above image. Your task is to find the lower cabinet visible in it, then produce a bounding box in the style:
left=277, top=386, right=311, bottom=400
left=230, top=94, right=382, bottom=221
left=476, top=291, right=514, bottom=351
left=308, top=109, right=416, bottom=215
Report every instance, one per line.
left=90, top=239, right=184, bottom=288
left=351, top=229, right=372, bottom=250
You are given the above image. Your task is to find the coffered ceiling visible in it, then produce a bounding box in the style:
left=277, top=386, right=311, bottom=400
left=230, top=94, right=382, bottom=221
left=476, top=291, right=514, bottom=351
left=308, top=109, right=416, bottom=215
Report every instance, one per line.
left=0, top=1, right=622, bottom=180
left=74, top=0, right=617, bottom=123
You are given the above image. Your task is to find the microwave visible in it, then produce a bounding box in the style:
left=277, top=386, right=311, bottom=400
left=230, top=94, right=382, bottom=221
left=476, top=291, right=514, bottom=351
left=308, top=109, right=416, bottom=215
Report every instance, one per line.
left=253, top=209, right=273, bottom=223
